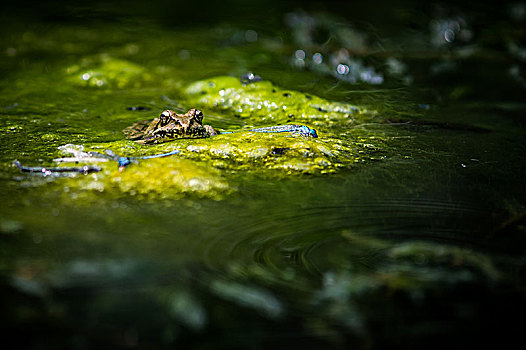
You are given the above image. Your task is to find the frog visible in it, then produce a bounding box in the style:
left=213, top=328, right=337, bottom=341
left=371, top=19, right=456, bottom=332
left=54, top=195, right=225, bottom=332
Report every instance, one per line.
left=124, top=108, right=318, bottom=145
left=123, top=108, right=216, bottom=144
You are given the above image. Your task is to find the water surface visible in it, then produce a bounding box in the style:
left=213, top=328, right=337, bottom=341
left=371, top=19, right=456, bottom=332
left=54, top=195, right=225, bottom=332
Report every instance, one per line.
left=1, top=1, right=525, bottom=349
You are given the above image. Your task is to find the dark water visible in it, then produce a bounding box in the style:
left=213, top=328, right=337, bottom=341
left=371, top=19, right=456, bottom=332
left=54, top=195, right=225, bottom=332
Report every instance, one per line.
left=1, top=1, right=525, bottom=349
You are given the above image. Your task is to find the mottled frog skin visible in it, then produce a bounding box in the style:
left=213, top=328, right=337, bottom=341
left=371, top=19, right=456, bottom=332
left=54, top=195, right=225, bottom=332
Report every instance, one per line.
left=123, top=109, right=216, bottom=144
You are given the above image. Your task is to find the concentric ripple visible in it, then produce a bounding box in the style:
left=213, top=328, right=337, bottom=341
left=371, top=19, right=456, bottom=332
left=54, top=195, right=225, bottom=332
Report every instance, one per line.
left=200, top=195, right=495, bottom=283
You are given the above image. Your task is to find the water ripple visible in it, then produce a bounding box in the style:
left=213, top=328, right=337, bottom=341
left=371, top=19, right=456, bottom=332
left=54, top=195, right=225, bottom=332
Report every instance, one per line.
left=201, top=196, right=493, bottom=280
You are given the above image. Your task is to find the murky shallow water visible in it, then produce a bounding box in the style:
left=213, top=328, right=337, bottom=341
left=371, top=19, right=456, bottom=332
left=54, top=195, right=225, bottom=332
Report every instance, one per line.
left=1, top=1, right=525, bottom=348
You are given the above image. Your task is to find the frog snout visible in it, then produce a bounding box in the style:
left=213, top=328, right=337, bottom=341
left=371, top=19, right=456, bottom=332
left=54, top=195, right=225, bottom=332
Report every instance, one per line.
left=180, top=121, right=191, bottom=131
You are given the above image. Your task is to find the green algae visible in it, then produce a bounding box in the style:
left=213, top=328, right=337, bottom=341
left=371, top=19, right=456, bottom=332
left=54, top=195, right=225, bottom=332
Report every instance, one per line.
left=66, top=54, right=153, bottom=89
left=11, top=73, right=389, bottom=199
left=45, top=127, right=383, bottom=200
left=185, top=76, right=374, bottom=127
left=112, top=157, right=230, bottom=199
left=87, top=127, right=383, bottom=176
left=11, top=64, right=389, bottom=199
left=50, top=156, right=231, bottom=201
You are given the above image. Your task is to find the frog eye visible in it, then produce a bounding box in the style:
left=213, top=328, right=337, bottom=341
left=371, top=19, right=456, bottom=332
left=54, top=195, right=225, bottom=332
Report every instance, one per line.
left=194, top=109, right=203, bottom=122
left=195, top=109, right=203, bottom=121
left=160, top=110, right=173, bottom=123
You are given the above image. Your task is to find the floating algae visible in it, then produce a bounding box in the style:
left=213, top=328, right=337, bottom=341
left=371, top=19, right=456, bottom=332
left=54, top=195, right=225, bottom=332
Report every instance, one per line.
left=184, top=76, right=374, bottom=127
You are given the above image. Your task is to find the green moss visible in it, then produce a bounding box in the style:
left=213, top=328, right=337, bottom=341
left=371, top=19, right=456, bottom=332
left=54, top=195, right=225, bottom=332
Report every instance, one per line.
left=88, top=127, right=383, bottom=177
left=66, top=55, right=152, bottom=89
left=47, top=125, right=383, bottom=200
left=58, top=156, right=231, bottom=201
left=41, top=74, right=389, bottom=198
left=185, top=76, right=373, bottom=127
left=113, top=157, right=230, bottom=199
left=16, top=75, right=388, bottom=199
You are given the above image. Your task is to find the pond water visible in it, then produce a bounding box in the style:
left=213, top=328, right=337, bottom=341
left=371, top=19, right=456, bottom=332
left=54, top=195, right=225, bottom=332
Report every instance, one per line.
left=1, top=1, right=525, bottom=348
